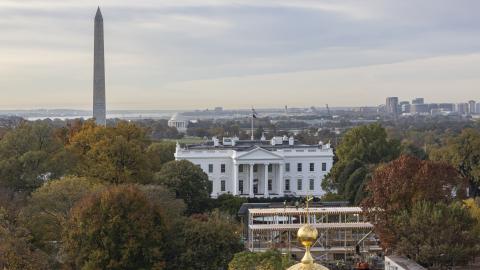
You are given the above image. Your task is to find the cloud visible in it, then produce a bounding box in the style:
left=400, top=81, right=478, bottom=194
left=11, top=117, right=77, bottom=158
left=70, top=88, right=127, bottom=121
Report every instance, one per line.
left=161, top=53, right=480, bottom=109
left=0, top=0, right=479, bottom=109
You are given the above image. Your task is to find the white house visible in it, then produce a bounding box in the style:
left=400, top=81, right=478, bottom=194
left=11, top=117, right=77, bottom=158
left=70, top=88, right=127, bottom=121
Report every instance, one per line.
left=174, top=136, right=334, bottom=198
left=168, top=113, right=189, bottom=133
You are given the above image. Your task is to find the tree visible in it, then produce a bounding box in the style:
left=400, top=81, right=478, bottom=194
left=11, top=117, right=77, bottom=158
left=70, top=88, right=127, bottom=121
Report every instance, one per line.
left=62, top=185, right=166, bottom=270
left=464, top=198, right=480, bottom=237
left=175, top=212, right=243, bottom=270
left=138, top=185, right=186, bottom=222
left=68, top=121, right=153, bottom=185
left=0, top=122, right=72, bottom=191
left=138, top=185, right=187, bottom=269
left=0, top=207, right=52, bottom=270
left=228, top=250, right=294, bottom=270
left=213, top=194, right=248, bottom=217
left=19, top=176, right=105, bottom=255
left=146, top=141, right=176, bottom=172
left=430, top=128, right=480, bottom=197
left=335, top=124, right=400, bottom=165
left=363, top=155, right=467, bottom=249
left=400, top=142, right=427, bottom=160
left=322, top=124, right=400, bottom=203
left=394, top=201, right=479, bottom=268
left=154, top=160, right=211, bottom=214
left=334, top=159, right=368, bottom=204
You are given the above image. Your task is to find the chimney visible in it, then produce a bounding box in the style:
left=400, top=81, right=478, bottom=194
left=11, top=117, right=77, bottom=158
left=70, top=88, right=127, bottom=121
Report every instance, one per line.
left=232, top=136, right=238, bottom=146
left=213, top=137, right=220, bottom=147
left=288, top=136, right=294, bottom=146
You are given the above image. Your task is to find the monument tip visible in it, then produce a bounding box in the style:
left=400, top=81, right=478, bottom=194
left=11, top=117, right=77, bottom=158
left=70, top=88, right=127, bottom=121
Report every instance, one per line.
left=95, top=6, right=102, bottom=18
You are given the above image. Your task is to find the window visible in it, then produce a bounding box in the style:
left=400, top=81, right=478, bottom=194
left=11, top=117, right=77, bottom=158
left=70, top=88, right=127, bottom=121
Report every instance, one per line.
left=285, top=163, right=290, bottom=172
left=297, top=163, right=302, bottom=172
left=268, top=164, right=272, bottom=172
left=297, top=179, right=302, bottom=190
left=253, top=165, right=258, bottom=172
left=196, top=164, right=201, bottom=168
left=285, top=179, right=290, bottom=191
left=208, top=164, right=213, bottom=173
left=239, top=180, right=244, bottom=194
left=221, top=164, right=226, bottom=173
left=268, top=179, right=272, bottom=191
left=221, top=180, right=226, bottom=191
left=322, top=162, right=327, bottom=171
left=239, top=164, right=244, bottom=173
left=309, top=163, right=315, bottom=172
left=309, top=179, right=314, bottom=190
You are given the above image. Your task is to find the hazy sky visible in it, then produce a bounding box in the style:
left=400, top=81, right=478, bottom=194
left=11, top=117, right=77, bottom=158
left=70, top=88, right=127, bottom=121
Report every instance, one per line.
left=1, top=0, right=479, bottom=110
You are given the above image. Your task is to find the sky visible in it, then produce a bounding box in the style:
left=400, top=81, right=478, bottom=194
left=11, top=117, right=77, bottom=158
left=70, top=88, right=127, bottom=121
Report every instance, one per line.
left=1, top=0, right=479, bottom=110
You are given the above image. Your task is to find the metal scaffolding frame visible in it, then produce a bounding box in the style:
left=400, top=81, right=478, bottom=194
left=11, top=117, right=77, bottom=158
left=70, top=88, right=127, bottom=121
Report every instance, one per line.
left=244, top=207, right=382, bottom=262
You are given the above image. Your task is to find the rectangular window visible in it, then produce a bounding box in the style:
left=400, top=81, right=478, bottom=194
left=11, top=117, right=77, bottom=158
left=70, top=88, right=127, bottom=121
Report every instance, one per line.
left=239, top=164, right=243, bottom=173
left=239, top=180, right=244, bottom=194
left=297, top=163, right=302, bottom=172
left=285, top=179, right=290, bottom=191
left=221, top=164, right=226, bottom=173
left=221, top=180, right=226, bottom=191
left=196, top=164, right=201, bottom=168
left=309, top=163, right=315, bottom=172
left=297, top=179, right=302, bottom=190
left=309, top=179, right=314, bottom=190
left=208, top=164, right=213, bottom=173
left=253, top=165, right=258, bottom=172
left=285, top=163, right=290, bottom=172
left=268, top=179, right=272, bottom=191
left=322, top=163, right=327, bottom=171
left=268, top=164, right=272, bottom=172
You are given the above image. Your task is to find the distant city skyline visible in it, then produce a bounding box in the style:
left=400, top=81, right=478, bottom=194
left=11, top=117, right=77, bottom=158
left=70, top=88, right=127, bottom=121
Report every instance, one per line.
left=1, top=0, right=480, bottom=110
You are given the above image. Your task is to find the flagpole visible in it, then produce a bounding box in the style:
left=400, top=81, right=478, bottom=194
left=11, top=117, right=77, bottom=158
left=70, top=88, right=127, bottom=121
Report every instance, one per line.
left=251, top=110, right=254, bottom=140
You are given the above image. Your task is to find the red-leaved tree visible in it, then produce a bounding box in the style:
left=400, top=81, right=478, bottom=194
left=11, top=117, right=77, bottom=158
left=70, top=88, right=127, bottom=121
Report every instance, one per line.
left=362, top=155, right=467, bottom=250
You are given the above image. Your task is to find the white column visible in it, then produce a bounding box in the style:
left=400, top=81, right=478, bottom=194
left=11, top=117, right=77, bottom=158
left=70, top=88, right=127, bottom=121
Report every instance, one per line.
left=278, top=163, right=284, bottom=196
left=233, top=163, right=239, bottom=196
left=264, top=163, right=269, bottom=198
left=249, top=163, right=254, bottom=197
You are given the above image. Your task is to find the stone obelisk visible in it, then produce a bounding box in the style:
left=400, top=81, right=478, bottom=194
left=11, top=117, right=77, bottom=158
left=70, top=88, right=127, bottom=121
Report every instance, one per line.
left=93, top=7, right=106, bottom=126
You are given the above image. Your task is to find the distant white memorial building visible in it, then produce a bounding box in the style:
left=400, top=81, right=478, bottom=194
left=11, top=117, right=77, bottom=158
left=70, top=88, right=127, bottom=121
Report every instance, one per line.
left=175, top=136, right=334, bottom=198
left=168, top=113, right=189, bottom=133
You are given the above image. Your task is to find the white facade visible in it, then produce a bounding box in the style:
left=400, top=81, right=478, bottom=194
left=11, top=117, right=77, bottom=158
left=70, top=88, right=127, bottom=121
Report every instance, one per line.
left=168, top=113, right=189, bottom=133
left=175, top=136, right=334, bottom=198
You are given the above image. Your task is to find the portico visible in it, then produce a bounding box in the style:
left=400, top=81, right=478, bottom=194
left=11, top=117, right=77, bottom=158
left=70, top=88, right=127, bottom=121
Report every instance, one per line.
left=233, top=147, right=285, bottom=198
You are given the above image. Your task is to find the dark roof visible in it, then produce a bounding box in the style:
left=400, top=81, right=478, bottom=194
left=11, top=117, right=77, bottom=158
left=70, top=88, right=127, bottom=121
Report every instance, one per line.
left=238, top=203, right=270, bottom=216
left=186, top=139, right=324, bottom=152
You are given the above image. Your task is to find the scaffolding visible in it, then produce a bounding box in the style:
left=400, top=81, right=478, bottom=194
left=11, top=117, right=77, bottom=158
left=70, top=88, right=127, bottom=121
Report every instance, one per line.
left=244, top=207, right=382, bottom=262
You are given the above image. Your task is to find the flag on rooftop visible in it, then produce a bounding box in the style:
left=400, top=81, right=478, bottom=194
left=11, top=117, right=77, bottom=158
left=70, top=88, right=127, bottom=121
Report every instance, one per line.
left=252, top=107, right=258, bottom=118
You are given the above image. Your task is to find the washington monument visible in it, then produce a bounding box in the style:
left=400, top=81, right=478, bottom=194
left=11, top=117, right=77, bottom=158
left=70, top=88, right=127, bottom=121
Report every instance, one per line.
left=93, top=7, right=106, bottom=126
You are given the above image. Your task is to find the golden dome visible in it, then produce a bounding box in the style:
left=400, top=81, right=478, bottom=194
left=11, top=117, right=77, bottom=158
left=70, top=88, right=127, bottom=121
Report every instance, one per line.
left=286, top=224, right=329, bottom=270
left=287, top=262, right=330, bottom=270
